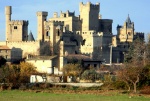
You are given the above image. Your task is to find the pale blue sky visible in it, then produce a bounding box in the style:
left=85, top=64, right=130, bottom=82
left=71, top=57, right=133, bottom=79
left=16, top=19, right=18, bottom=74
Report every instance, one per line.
left=0, top=0, right=150, bottom=41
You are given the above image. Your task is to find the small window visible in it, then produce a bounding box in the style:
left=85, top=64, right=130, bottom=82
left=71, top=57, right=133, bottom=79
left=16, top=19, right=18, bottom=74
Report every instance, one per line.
left=14, top=26, right=17, bottom=29
left=58, top=30, right=60, bottom=36
left=128, top=32, right=131, bottom=35
left=5, top=55, right=8, bottom=59
left=46, top=31, right=49, bottom=36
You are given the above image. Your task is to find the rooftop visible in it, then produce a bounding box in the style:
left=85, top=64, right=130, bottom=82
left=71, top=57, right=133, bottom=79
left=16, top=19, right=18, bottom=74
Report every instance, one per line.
left=0, top=45, right=10, bottom=50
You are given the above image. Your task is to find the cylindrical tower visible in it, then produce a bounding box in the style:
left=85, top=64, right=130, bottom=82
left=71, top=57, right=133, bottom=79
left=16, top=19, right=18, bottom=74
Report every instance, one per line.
left=5, top=6, right=12, bottom=41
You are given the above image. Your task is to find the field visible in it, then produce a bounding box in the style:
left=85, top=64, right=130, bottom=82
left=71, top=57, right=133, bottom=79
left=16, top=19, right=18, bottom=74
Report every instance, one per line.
left=0, top=90, right=150, bottom=101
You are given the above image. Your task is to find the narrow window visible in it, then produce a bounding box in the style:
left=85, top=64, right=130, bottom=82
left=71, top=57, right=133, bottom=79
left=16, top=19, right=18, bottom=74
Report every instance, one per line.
left=58, top=30, right=60, bottom=36
left=14, top=26, right=17, bottom=29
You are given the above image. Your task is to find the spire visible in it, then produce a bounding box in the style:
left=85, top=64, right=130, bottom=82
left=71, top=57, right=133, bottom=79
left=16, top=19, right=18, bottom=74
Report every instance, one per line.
left=28, top=31, right=35, bottom=41
left=126, top=14, right=131, bottom=24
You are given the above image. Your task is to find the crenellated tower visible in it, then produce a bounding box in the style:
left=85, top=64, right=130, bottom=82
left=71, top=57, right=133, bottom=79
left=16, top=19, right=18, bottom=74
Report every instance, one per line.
left=5, top=6, right=28, bottom=41
left=79, top=2, right=100, bottom=31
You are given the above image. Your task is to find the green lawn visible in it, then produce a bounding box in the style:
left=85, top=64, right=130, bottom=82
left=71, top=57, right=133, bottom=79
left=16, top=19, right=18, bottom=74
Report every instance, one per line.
left=0, top=90, right=149, bottom=101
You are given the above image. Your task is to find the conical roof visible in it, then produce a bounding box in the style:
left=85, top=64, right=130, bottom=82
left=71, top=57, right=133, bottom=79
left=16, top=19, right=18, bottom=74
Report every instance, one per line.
left=126, top=14, right=131, bottom=24
left=28, top=31, right=35, bottom=41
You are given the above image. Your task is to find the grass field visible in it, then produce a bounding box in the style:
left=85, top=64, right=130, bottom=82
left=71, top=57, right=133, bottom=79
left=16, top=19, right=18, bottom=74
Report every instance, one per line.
left=0, top=90, right=150, bottom=101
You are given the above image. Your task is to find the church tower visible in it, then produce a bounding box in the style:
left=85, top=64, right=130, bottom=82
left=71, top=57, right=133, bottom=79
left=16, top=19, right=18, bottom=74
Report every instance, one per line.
left=37, top=12, right=48, bottom=41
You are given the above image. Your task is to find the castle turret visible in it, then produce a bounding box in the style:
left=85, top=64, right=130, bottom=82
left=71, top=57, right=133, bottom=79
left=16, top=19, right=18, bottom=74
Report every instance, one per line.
left=5, top=6, right=12, bottom=41
left=79, top=2, right=100, bottom=31
left=37, top=12, right=48, bottom=41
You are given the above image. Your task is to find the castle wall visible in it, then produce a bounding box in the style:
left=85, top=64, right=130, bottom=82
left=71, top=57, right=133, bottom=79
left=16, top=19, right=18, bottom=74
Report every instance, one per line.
left=6, top=41, right=40, bottom=60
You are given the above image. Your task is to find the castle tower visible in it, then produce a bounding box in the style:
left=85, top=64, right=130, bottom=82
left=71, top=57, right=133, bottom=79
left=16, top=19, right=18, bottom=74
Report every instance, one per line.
left=5, top=6, right=12, bottom=41
left=79, top=2, right=100, bottom=31
left=5, top=6, right=28, bottom=41
left=117, top=15, right=134, bottom=42
left=37, top=12, right=48, bottom=41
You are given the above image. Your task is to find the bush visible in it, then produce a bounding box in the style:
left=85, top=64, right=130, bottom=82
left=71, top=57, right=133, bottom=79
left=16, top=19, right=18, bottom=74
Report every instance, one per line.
left=112, top=81, right=127, bottom=90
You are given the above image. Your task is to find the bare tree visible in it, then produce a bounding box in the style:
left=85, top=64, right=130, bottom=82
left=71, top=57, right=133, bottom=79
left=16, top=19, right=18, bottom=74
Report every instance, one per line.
left=117, top=39, right=145, bottom=93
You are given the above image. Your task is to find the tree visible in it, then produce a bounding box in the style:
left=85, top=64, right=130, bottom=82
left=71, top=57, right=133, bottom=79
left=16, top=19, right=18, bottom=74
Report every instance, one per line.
left=118, top=39, right=146, bottom=93
left=19, top=62, right=37, bottom=83
left=117, top=64, right=143, bottom=93
left=144, top=33, right=150, bottom=65
left=124, top=38, right=145, bottom=65
left=63, top=63, right=82, bottom=82
left=6, top=62, right=37, bottom=83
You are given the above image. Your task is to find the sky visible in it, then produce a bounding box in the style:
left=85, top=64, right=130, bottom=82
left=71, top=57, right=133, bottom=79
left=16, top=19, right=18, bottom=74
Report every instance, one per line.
left=0, top=0, right=150, bottom=41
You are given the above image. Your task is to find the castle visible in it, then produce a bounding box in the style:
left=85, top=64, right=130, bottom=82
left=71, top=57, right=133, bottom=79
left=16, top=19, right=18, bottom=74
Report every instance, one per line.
left=0, top=2, right=144, bottom=73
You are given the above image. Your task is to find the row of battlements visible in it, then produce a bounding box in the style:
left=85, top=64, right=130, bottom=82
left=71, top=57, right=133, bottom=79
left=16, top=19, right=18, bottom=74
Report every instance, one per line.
left=6, top=40, right=40, bottom=44
left=135, top=32, right=144, bottom=35
left=36, top=11, right=48, bottom=16
left=9, top=20, right=28, bottom=25
left=80, top=2, right=100, bottom=9
left=82, top=31, right=103, bottom=36
left=53, top=10, right=75, bottom=18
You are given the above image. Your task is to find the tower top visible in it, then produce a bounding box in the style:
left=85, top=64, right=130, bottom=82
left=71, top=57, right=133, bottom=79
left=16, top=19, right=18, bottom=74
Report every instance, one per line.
left=5, top=6, right=12, bottom=15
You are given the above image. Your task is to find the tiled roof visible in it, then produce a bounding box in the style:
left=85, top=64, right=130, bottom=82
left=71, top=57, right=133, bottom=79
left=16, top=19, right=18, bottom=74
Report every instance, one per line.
left=0, top=45, right=10, bottom=50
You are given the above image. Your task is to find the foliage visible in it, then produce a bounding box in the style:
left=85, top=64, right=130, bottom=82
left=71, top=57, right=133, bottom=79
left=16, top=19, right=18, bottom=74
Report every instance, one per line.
left=19, top=62, right=37, bottom=83
left=0, top=62, right=37, bottom=83
left=63, top=63, right=82, bottom=77
left=139, top=65, right=150, bottom=86
left=81, top=67, right=97, bottom=82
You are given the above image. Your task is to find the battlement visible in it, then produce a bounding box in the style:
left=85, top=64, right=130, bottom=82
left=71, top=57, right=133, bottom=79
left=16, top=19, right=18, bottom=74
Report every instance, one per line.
left=64, top=41, right=76, bottom=46
left=6, top=40, right=40, bottom=44
left=37, top=11, right=48, bottom=16
left=66, top=10, right=75, bottom=17
left=10, top=20, right=28, bottom=25
left=80, top=2, right=100, bottom=9
left=135, top=32, right=144, bottom=35
left=82, top=31, right=103, bottom=36
left=52, top=20, right=64, bottom=26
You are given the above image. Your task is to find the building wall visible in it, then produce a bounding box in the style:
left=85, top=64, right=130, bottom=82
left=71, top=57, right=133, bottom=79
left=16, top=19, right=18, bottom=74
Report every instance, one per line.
left=6, top=41, right=40, bottom=61
left=0, top=49, right=11, bottom=62
left=26, top=59, right=53, bottom=73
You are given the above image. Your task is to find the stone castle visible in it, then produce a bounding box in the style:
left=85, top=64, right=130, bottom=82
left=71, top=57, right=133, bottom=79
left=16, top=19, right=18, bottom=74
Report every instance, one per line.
left=0, top=2, right=144, bottom=71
